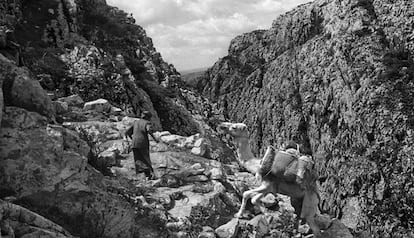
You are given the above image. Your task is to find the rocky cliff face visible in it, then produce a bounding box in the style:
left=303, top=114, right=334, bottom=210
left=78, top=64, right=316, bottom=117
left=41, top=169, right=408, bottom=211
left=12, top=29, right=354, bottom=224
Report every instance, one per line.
left=1, top=0, right=202, bottom=135
left=197, top=0, right=414, bottom=236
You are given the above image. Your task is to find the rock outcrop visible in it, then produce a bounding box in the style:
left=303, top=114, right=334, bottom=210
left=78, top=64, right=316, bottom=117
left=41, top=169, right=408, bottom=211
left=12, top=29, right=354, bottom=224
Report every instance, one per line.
left=0, top=106, right=137, bottom=237
left=0, top=199, right=74, bottom=238
left=196, top=0, right=414, bottom=236
left=0, top=0, right=201, bottom=136
left=0, top=54, right=55, bottom=120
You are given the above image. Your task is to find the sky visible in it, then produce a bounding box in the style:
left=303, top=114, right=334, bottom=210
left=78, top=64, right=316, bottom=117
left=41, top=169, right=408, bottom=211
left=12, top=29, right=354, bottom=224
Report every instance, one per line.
left=106, top=0, right=312, bottom=72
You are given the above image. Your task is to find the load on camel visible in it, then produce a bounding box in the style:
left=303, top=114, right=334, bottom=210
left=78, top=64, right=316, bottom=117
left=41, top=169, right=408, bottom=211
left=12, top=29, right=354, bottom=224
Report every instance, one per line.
left=218, top=122, right=322, bottom=237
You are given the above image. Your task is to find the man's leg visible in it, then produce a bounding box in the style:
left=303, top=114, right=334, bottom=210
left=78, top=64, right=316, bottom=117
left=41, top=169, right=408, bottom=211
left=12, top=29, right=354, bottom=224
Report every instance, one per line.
left=133, top=148, right=151, bottom=176
left=141, top=147, right=155, bottom=178
left=132, top=148, right=141, bottom=175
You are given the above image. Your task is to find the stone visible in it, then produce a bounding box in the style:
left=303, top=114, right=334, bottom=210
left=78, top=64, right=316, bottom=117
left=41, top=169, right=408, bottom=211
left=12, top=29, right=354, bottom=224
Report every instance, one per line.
left=215, top=218, right=240, bottom=238
left=189, top=163, right=203, bottom=170
left=0, top=54, right=55, bottom=120
left=209, top=168, right=224, bottom=180
left=0, top=199, right=74, bottom=238
left=110, top=106, right=123, bottom=115
left=212, top=181, right=226, bottom=193
left=184, top=175, right=209, bottom=183
left=58, top=94, right=84, bottom=107
left=298, top=224, right=311, bottom=234
left=247, top=214, right=271, bottom=237
left=100, top=139, right=130, bottom=155
left=98, top=148, right=121, bottom=167
left=83, top=98, right=112, bottom=113
left=320, top=219, right=354, bottom=238
left=0, top=108, right=88, bottom=195
left=63, top=121, right=125, bottom=149
left=190, top=138, right=210, bottom=158
left=150, top=140, right=170, bottom=152
left=157, top=131, right=172, bottom=137
left=53, top=100, right=69, bottom=114
left=202, top=226, right=215, bottom=233
left=161, top=134, right=186, bottom=145
left=184, top=133, right=200, bottom=148
left=188, top=168, right=206, bottom=176
left=165, top=221, right=185, bottom=232
left=194, top=138, right=206, bottom=147
left=190, top=147, right=204, bottom=157
left=198, top=231, right=216, bottom=238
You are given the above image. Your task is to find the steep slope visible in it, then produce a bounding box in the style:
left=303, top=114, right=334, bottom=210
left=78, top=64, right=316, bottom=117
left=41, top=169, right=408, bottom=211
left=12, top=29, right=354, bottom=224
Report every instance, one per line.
left=0, top=0, right=235, bottom=237
left=1, top=0, right=201, bottom=135
left=197, top=0, right=414, bottom=236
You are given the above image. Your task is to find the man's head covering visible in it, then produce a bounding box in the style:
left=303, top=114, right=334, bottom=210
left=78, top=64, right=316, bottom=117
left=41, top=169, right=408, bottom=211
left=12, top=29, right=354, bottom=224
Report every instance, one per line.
left=141, top=110, right=152, bottom=120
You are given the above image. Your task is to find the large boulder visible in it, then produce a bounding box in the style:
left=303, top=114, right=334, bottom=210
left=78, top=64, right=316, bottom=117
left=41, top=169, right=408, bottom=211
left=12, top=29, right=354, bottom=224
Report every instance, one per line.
left=0, top=199, right=75, bottom=238
left=0, top=54, right=55, bottom=120
left=53, top=100, right=70, bottom=114
left=0, top=106, right=135, bottom=238
left=215, top=218, right=240, bottom=238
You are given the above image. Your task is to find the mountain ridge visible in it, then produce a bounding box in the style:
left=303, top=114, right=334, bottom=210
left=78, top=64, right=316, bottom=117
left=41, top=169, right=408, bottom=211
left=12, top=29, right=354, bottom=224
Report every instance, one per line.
left=197, top=0, right=414, bottom=236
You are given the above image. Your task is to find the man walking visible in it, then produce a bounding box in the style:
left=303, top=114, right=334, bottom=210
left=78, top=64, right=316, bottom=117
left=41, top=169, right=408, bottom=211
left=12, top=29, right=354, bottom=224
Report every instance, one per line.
left=125, top=111, right=159, bottom=179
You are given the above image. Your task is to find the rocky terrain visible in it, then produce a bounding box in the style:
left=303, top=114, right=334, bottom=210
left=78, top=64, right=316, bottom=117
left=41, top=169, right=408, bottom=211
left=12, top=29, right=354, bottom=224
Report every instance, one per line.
left=194, top=0, right=414, bottom=237
left=2, top=0, right=412, bottom=237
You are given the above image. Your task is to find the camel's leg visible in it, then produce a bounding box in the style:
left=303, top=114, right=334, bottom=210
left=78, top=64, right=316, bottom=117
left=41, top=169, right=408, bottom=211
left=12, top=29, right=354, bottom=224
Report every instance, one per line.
left=291, top=197, right=304, bottom=229
left=251, top=191, right=266, bottom=205
left=291, top=197, right=303, bottom=219
left=251, top=192, right=268, bottom=214
left=305, top=215, right=321, bottom=237
left=235, top=183, right=269, bottom=218
left=302, top=191, right=321, bottom=237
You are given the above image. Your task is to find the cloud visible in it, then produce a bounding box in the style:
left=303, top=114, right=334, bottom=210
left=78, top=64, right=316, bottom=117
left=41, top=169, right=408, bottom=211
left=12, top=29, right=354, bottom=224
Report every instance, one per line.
left=107, top=0, right=313, bottom=71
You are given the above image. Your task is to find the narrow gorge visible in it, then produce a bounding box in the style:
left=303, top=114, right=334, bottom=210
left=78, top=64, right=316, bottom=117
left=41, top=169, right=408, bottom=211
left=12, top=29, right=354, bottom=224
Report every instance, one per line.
left=195, top=0, right=414, bottom=237
left=0, top=0, right=413, bottom=237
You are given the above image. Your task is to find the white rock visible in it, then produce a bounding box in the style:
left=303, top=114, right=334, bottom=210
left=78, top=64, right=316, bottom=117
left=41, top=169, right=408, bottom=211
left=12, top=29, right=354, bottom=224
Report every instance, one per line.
left=194, top=138, right=206, bottom=147
left=209, top=168, right=223, bottom=180
left=98, top=148, right=120, bottom=167
left=110, top=106, right=122, bottom=115
left=191, top=146, right=209, bottom=158
left=158, top=131, right=172, bottom=137
left=189, top=163, right=203, bottom=170
left=161, top=134, right=186, bottom=144
left=83, top=99, right=112, bottom=113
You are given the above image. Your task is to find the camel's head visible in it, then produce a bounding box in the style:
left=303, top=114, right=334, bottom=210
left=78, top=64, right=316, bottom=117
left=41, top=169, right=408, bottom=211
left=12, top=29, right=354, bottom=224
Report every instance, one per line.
left=218, top=122, right=249, bottom=138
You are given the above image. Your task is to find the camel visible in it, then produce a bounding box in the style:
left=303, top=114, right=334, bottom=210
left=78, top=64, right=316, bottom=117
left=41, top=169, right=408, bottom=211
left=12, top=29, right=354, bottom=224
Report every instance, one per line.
left=218, top=122, right=322, bottom=237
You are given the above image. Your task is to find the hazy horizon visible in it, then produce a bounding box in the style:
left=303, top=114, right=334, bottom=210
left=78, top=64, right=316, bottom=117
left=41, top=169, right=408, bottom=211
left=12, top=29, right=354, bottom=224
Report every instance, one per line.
left=107, top=0, right=313, bottom=72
